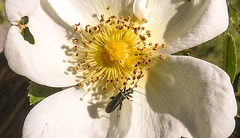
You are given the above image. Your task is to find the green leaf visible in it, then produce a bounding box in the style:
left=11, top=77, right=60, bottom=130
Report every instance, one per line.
left=173, top=49, right=193, bottom=56
left=222, top=33, right=237, bottom=83
left=0, top=0, right=6, bottom=24
left=19, top=16, right=35, bottom=44
left=20, top=16, right=29, bottom=25
left=21, top=27, right=35, bottom=44
left=28, top=81, right=62, bottom=105
left=237, top=101, right=240, bottom=118
left=238, top=76, right=240, bottom=93
left=233, top=73, right=240, bottom=93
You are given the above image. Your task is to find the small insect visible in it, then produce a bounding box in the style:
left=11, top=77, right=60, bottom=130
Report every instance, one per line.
left=105, top=80, right=140, bottom=113
left=105, top=87, right=134, bottom=113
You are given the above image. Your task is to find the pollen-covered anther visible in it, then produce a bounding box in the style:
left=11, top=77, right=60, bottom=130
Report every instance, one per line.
left=133, top=69, right=137, bottom=75
left=75, top=66, right=79, bottom=70
left=114, top=83, right=118, bottom=88
left=137, top=74, right=144, bottom=79
left=85, top=25, right=90, bottom=32
left=75, top=23, right=80, bottom=26
left=96, top=77, right=100, bottom=81
left=161, top=43, right=166, bottom=48
left=130, top=81, right=135, bottom=85
left=81, top=60, right=85, bottom=64
left=85, top=51, right=88, bottom=57
left=142, top=18, right=148, bottom=23
left=148, top=59, right=152, bottom=63
left=100, top=15, right=105, bottom=22
left=83, top=76, right=87, bottom=79
left=132, top=76, right=136, bottom=80
left=103, top=87, right=108, bottom=91
left=106, top=6, right=111, bottom=10
left=74, top=45, right=77, bottom=50
left=134, top=84, right=138, bottom=88
left=78, top=82, right=84, bottom=88
left=146, top=67, right=151, bottom=71
left=145, top=30, right=151, bottom=37
left=72, top=39, right=78, bottom=44
left=158, top=55, right=166, bottom=60
left=74, top=27, right=78, bottom=32
left=91, top=77, right=96, bottom=83
left=87, top=63, right=91, bottom=68
left=139, top=35, right=146, bottom=41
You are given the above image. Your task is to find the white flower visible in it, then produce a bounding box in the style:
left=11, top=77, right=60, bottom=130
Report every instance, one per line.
left=4, top=0, right=237, bottom=138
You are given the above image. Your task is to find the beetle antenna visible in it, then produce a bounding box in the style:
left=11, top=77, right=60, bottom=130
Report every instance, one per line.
left=133, top=90, right=145, bottom=95
left=131, top=79, right=145, bottom=95
left=132, top=78, right=140, bottom=89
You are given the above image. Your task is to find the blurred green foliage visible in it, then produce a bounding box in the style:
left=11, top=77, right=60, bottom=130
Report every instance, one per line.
left=222, top=33, right=237, bottom=83
left=0, top=0, right=6, bottom=24
left=28, top=82, right=61, bottom=105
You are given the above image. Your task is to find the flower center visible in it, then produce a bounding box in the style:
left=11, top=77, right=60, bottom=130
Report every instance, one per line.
left=72, top=6, right=166, bottom=90
left=103, top=41, right=128, bottom=65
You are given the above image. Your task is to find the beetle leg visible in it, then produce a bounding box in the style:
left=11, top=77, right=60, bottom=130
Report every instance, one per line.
left=116, top=103, right=122, bottom=117
left=126, top=96, right=133, bottom=101
left=119, top=103, right=122, bottom=110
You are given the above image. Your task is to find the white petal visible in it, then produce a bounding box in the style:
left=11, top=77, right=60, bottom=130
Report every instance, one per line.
left=127, top=55, right=236, bottom=137
left=4, top=26, right=77, bottom=87
left=46, top=0, right=135, bottom=27
left=145, top=0, right=228, bottom=54
left=5, top=0, right=135, bottom=29
left=133, top=0, right=151, bottom=20
left=23, top=87, right=133, bottom=138
left=4, top=0, right=39, bottom=25
left=4, top=0, right=81, bottom=87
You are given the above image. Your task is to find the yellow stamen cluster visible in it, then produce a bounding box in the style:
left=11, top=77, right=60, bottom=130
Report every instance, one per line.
left=72, top=6, right=166, bottom=90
